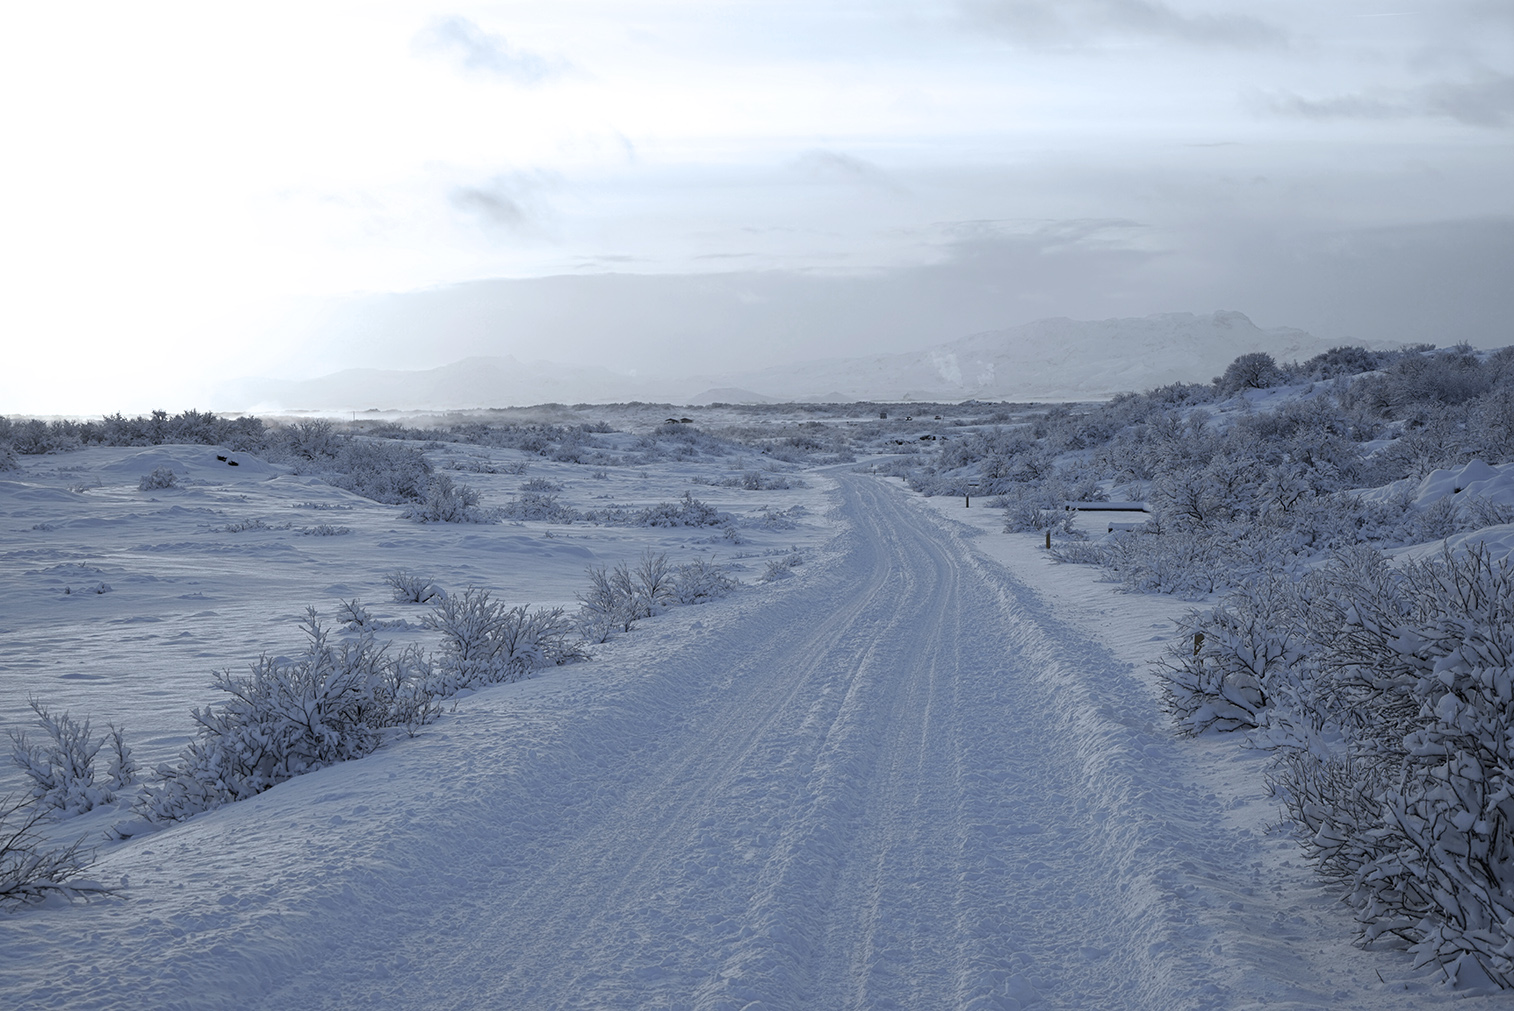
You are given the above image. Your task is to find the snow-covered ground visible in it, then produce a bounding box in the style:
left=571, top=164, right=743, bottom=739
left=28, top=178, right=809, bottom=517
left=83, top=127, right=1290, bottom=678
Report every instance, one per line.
left=0, top=429, right=1501, bottom=1007
left=0, top=439, right=829, bottom=800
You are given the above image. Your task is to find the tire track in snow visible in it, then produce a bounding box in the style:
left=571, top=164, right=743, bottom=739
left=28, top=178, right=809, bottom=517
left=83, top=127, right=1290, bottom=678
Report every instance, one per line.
left=4, top=474, right=1272, bottom=1010
left=386, top=474, right=1228, bottom=1010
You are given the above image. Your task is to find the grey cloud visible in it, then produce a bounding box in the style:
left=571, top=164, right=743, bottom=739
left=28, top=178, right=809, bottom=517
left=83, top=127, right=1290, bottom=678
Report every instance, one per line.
left=413, top=16, right=556, bottom=84
left=1268, top=92, right=1410, bottom=122
left=1425, top=73, right=1514, bottom=127
left=273, top=214, right=1514, bottom=383
left=450, top=186, right=528, bottom=230
left=934, top=217, right=1152, bottom=256
left=448, top=173, right=559, bottom=234
left=791, top=150, right=904, bottom=191
left=963, top=0, right=1287, bottom=49
left=1267, top=72, right=1514, bottom=128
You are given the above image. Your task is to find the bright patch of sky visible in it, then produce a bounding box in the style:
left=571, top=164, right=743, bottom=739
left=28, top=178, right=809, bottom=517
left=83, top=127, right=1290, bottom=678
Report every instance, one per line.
left=1, top=1, right=1510, bottom=412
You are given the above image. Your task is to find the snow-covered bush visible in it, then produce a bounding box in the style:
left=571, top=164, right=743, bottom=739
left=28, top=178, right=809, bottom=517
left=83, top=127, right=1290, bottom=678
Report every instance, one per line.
left=141, top=612, right=435, bottom=822
left=635, top=492, right=728, bottom=527
left=1187, top=544, right=1514, bottom=985
left=137, top=467, right=177, bottom=491
left=574, top=558, right=673, bottom=639
left=424, top=589, right=586, bottom=693
left=1156, top=577, right=1313, bottom=734
left=1000, top=485, right=1078, bottom=535
left=0, top=446, right=19, bottom=472
left=385, top=571, right=446, bottom=604
left=761, top=553, right=804, bottom=582
left=1098, top=527, right=1228, bottom=596
left=338, top=598, right=373, bottom=629
left=1214, top=351, right=1285, bottom=394
left=7, top=701, right=128, bottom=816
left=754, top=505, right=805, bottom=530
left=285, top=437, right=433, bottom=505
left=402, top=473, right=496, bottom=523
left=1312, top=544, right=1514, bottom=984
left=280, top=419, right=339, bottom=461
left=104, top=725, right=137, bottom=794
left=500, top=491, right=581, bottom=523
left=4, top=419, right=83, bottom=455
left=723, top=470, right=796, bottom=491
left=631, top=552, right=676, bottom=616
left=0, top=795, right=111, bottom=909
left=672, top=558, right=739, bottom=604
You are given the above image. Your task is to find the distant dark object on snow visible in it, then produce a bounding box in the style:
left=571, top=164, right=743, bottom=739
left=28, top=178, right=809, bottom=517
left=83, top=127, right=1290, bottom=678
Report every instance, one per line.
left=1064, top=501, right=1148, bottom=512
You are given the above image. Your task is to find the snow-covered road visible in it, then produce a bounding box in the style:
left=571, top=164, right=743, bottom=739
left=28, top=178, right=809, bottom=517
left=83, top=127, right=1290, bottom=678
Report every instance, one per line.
left=2, top=476, right=1404, bottom=1009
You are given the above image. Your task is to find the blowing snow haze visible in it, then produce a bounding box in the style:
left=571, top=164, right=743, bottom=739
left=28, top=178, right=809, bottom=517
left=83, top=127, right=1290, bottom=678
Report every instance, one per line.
left=1, top=3, right=1511, bottom=413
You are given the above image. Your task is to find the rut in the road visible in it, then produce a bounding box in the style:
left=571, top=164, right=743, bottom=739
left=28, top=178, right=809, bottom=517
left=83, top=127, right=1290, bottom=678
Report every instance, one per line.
left=310, top=475, right=1235, bottom=1011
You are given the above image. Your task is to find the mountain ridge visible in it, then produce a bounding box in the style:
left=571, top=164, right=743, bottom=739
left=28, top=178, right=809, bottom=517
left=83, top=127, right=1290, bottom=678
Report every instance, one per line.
left=217, top=310, right=1364, bottom=411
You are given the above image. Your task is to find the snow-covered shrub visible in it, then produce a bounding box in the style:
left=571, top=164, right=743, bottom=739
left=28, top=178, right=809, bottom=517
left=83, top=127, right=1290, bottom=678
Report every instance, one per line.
left=0, top=795, right=111, bottom=909
left=1046, top=540, right=1110, bottom=566
left=385, top=571, right=446, bottom=604
left=761, top=553, right=804, bottom=582
left=300, top=523, right=351, bottom=536
left=576, top=565, right=636, bottom=641
left=338, top=598, right=373, bottom=629
left=1215, top=351, right=1285, bottom=394
left=520, top=478, right=563, bottom=493
left=424, top=589, right=585, bottom=693
left=0, top=446, right=19, bottom=472
left=320, top=439, right=432, bottom=505
left=672, top=558, right=739, bottom=604
left=5, top=419, right=83, bottom=455
left=634, top=492, right=728, bottom=527
left=1098, top=528, right=1227, bottom=596
left=1299, top=345, right=1387, bottom=380
left=214, top=517, right=293, bottom=533
left=1415, top=496, right=1463, bottom=541
left=1149, top=465, right=1244, bottom=531
left=104, top=725, right=137, bottom=794
left=137, top=466, right=177, bottom=491
left=7, top=701, right=120, bottom=816
left=1156, top=576, right=1312, bottom=734
left=1250, top=544, right=1514, bottom=985
left=500, top=491, right=580, bottom=522
left=1000, top=485, right=1078, bottom=535
left=754, top=505, right=804, bottom=530
left=402, top=473, right=496, bottom=523
left=1464, top=496, right=1514, bottom=530
left=1329, top=545, right=1514, bottom=983
left=725, top=470, right=796, bottom=491
left=631, top=552, right=676, bottom=616
left=141, top=612, right=434, bottom=822
left=279, top=419, right=339, bottom=461
left=1351, top=346, right=1495, bottom=417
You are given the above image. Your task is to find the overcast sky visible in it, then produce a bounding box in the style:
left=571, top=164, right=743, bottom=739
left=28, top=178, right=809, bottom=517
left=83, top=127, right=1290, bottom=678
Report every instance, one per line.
left=2, top=1, right=1511, bottom=413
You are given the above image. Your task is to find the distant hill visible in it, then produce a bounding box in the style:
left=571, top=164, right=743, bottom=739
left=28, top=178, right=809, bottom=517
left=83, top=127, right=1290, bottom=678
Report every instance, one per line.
left=713, top=311, right=1344, bottom=403
left=217, top=311, right=1359, bottom=411
left=219, top=356, right=669, bottom=412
